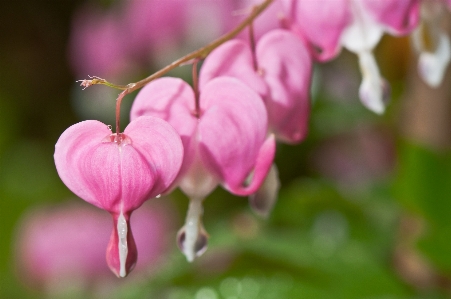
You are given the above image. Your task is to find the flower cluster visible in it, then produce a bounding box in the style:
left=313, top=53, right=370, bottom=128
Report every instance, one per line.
left=56, top=0, right=451, bottom=277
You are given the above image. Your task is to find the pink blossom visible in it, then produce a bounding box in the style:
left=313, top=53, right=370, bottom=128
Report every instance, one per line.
left=54, top=116, right=183, bottom=277
left=200, top=29, right=312, bottom=144
left=122, top=0, right=187, bottom=58
left=283, top=0, right=420, bottom=61
left=282, top=0, right=420, bottom=114
left=282, top=0, right=351, bottom=62
left=15, top=201, right=175, bottom=294
left=69, top=0, right=237, bottom=78
left=69, top=5, right=129, bottom=77
left=130, top=77, right=275, bottom=261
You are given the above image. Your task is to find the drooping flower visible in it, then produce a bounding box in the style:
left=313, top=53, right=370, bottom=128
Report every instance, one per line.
left=412, top=0, right=451, bottom=87
left=130, top=77, right=275, bottom=261
left=54, top=116, right=183, bottom=277
left=282, top=0, right=420, bottom=114
left=200, top=29, right=312, bottom=144
left=14, top=200, right=176, bottom=294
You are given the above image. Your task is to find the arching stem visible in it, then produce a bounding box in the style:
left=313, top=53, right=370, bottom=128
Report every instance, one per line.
left=78, top=0, right=274, bottom=94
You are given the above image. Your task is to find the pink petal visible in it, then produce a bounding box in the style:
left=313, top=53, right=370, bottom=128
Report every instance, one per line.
left=199, top=39, right=268, bottom=97
left=130, top=78, right=220, bottom=199
left=198, top=77, right=273, bottom=196
left=225, top=135, right=276, bottom=196
left=75, top=140, right=123, bottom=212
left=362, top=0, right=420, bottom=36
left=130, top=77, right=198, bottom=187
left=284, top=0, right=351, bottom=61
left=124, top=116, right=184, bottom=197
left=257, top=29, right=312, bottom=143
left=54, top=117, right=183, bottom=213
left=130, top=78, right=196, bottom=137
left=54, top=120, right=116, bottom=210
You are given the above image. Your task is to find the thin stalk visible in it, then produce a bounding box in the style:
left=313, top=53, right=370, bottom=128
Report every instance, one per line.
left=192, top=59, right=200, bottom=117
left=115, top=90, right=128, bottom=135
left=249, top=11, right=258, bottom=71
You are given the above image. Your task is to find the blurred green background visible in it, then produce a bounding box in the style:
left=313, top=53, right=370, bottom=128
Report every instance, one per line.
left=1, top=1, right=451, bottom=298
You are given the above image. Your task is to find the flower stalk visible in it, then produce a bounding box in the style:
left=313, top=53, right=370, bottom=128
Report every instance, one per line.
left=78, top=0, right=273, bottom=95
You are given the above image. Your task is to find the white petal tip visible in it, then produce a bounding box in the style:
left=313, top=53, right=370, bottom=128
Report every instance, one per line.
left=249, top=164, right=280, bottom=218
left=417, top=29, right=451, bottom=87
left=359, top=79, right=390, bottom=115
left=117, top=212, right=128, bottom=278
left=418, top=53, right=450, bottom=88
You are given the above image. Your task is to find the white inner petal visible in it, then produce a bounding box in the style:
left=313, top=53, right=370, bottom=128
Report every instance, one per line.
left=412, top=0, right=451, bottom=87
left=249, top=163, right=280, bottom=218
left=117, top=212, right=128, bottom=277
left=179, top=143, right=218, bottom=199
left=183, top=196, right=204, bottom=262
left=418, top=32, right=451, bottom=87
left=357, top=50, right=388, bottom=114
left=340, top=0, right=383, bottom=53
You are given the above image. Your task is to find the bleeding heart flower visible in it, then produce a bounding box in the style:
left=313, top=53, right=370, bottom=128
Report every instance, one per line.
left=54, top=116, right=183, bottom=277
left=282, top=0, right=420, bottom=114
left=130, top=76, right=275, bottom=261
left=200, top=29, right=312, bottom=144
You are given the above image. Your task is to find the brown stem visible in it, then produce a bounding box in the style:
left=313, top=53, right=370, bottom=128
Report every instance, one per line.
left=94, top=0, right=274, bottom=135
left=115, top=90, right=129, bottom=135
left=80, top=0, right=273, bottom=94
left=192, top=59, right=200, bottom=117
left=249, top=9, right=258, bottom=71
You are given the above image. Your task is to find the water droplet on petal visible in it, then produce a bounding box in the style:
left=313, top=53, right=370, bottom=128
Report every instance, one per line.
left=107, top=125, right=112, bottom=131
left=102, top=133, right=132, bottom=145
left=156, top=194, right=161, bottom=198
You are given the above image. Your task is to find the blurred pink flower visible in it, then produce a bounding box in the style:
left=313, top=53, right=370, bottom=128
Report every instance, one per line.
left=69, top=0, right=239, bottom=78
left=130, top=76, right=275, bottom=261
left=282, top=0, right=419, bottom=62
left=282, top=0, right=420, bottom=114
left=15, top=200, right=176, bottom=294
left=54, top=116, right=183, bottom=277
left=69, top=4, right=129, bottom=78
left=122, top=0, right=187, bottom=58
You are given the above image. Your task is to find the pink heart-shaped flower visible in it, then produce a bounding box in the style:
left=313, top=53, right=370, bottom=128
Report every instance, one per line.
left=54, top=116, right=183, bottom=277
